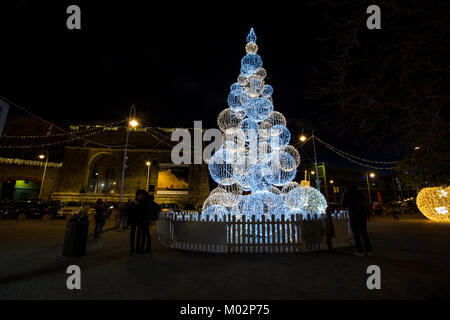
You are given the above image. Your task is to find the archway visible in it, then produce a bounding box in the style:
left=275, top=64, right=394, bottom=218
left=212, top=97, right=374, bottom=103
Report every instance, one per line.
left=86, top=153, right=122, bottom=194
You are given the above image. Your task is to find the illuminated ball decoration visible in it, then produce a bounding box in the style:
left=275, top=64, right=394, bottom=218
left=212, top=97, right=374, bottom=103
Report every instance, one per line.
left=302, top=187, right=328, bottom=215
left=202, top=27, right=306, bottom=226
left=245, top=42, right=258, bottom=54
left=208, top=148, right=234, bottom=184
left=241, top=53, right=263, bottom=76
left=227, top=89, right=250, bottom=112
left=244, top=76, right=265, bottom=98
left=416, top=187, right=450, bottom=222
left=246, top=97, right=273, bottom=122
left=217, top=108, right=244, bottom=132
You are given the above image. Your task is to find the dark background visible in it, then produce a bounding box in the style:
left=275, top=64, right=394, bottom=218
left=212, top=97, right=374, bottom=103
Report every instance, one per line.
left=1, top=1, right=434, bottom=167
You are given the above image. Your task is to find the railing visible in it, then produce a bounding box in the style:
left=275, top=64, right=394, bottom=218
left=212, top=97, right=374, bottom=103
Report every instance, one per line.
left=158, top=211, right=353, bottom=254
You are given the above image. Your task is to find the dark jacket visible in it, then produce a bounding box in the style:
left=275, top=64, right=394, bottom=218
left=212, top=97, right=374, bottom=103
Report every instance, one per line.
left=341, top=186, right=366, bottom=218
left=128, top=199, right=151, bottom=226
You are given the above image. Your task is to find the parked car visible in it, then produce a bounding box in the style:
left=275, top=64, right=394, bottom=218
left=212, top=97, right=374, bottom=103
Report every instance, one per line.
left=160, top=203, right=179, bottom=213
left=57, top=201, right=95, bottom=217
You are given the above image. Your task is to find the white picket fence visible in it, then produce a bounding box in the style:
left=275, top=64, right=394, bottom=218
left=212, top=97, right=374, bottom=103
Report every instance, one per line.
left=158, top=211, right=353, bottom=254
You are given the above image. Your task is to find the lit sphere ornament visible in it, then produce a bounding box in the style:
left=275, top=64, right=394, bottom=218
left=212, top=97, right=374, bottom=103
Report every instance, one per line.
left=202, top=192, right=228, bottom=211
left=208, top=148, right=235, bottom=184
left=201, top=205, right=228, bottom=222
left=246, top=97, right=273, bottom=122
left=283, top=186, right=308, bottom=210
left=241, top=53, right=263, bottom=76
left=281, top=182, right=301, bottom=194
left=265, top=111, right=286, bottom=127
left=244, top=76, right=265, bottom=98
left=280, top=145, right=301, bottom=168
left=218, top=178, right=243, bottom=206
left=271, top=166, right=297, bottom=187
left=223, top=128, right=246, bottom=153
left=217, top=108, right=244, bottom=132
left=268, top=186, right=281, bottom=195
left=238, top=118, right=259, bottom=142
left=248, top=163, right=275, bottom=192
left=254, top=68, right=267, bottom=80
left=245, top=42, right=258, bottom=54
left=302, top=187, right=327, bottom=215
left=230, top=83, right=243, bottom=91
left=416, top=187, right=450, bottom=222
left=237, top=74, right=249, bottom=87
left=262, top=85, right=273, bottom=97
left=227, top=89, right=250, bottom=112
left=268, top=125, right=291, bottom=150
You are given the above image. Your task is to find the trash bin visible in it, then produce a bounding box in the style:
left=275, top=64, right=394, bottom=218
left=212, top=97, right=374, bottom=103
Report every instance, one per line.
left=62, top=213, right=89, bottom=257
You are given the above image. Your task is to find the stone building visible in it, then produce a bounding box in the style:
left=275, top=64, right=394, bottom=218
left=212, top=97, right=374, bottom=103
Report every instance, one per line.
left=0, top=119, right=210, bottom=209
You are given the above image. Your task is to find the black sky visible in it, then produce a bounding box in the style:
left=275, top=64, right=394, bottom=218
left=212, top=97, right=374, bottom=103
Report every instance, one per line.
left=0, top=1, right=400, bottom=168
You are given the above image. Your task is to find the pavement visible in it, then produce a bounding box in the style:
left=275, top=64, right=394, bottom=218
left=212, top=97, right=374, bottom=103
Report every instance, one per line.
left=0, top=215, right=449, bottom=299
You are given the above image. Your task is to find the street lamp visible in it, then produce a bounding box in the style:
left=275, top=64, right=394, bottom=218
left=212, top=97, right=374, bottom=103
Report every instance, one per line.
left=299, top=135, right=307, bottom=142
left=146, top=161, right=151, bottom=192
left=119, top=105, right=139, bottom=203
left=330, top=180, right=334, bottom=184
left=365, top=172, right=375, bottom=205
left=38, top=152, right=49, bottom=200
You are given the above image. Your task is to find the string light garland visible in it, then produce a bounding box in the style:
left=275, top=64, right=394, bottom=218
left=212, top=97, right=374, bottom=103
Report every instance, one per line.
left=0, top=157, right=62, bottom=168
left=315, top=136, right=399, bottom=165
left=2, top=120, right=125, bottom=139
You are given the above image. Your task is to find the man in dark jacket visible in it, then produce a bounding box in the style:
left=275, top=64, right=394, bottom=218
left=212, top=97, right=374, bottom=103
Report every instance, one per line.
left=341, top=185, right=373, bottom=256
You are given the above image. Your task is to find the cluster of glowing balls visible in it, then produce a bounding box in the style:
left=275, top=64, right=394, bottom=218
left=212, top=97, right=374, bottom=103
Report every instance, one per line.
left=202, top=28, right=327, bottom=224
left=416, top=187, right=450, bottom=222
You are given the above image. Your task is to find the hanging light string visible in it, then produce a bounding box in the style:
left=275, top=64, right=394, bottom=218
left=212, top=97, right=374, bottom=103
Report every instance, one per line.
left=0, top=95, right=140, bottom=149
left=314, top=136, right=400, bottom=165
left=314, top=137, right=397, bottom=170
left=2, top=119, right=125, bottom=138
left=0, top=129, right=106, bottom=149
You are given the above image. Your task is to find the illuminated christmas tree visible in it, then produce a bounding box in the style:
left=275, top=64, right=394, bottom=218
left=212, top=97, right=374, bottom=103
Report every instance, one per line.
left=202, top=28, right=327, bottom=221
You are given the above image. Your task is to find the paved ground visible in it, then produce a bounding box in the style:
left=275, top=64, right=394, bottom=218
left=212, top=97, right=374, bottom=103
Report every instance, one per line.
left=0, top=215, right=449, bottom=299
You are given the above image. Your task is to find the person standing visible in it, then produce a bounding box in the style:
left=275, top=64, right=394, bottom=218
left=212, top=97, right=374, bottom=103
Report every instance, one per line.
left=136, top=190, right=152, bottom=254
left=323, top=206, right=335, bottom=252
left=93, top=198, right=107, bottom=238
left=341, top=185, right=373, bottom=256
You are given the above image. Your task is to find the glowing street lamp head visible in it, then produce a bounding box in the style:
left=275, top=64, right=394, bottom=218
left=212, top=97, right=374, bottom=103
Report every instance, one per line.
left=330, top=180, right=334, bottom=184
left=129, top=119, right=139, bottom=128
left=299, top=135, right=307, bottom=142
left=310, top=171, right=315, bottom=175
left=414, top=146, right=421, bottom=150
left=146, top=161, right=151, bottom=166
left=369, top=173, right=375, bottom=178
left=38, top=154, right=45, bottom=159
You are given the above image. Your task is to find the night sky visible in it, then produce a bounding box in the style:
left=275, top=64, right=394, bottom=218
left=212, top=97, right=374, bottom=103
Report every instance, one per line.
left=0, top=1, right=398, bottom=167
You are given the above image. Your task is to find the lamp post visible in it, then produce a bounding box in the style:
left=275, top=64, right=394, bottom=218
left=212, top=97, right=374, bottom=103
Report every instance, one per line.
left=146, top=161, right=151, bottom=192
left=311, top=130, right=320, bottom=191
left=38, top=152, right=49, bottom=200
left=119, top=105, right=138, bottom=204
left=365, top=172, right=375, bottom=205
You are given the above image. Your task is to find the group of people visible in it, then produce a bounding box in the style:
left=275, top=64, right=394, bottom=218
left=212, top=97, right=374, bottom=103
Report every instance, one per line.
left=92, top=189, right=160, bottom=254
left=92, top=186, right=371, bottom=257
left=128, top=189, right=160, bottom=255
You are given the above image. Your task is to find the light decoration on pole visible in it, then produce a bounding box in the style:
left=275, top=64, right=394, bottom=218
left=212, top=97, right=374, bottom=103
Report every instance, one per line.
left=416, top=187, right=450, bottom=222
left=201, top=28, right=327, bottom=223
